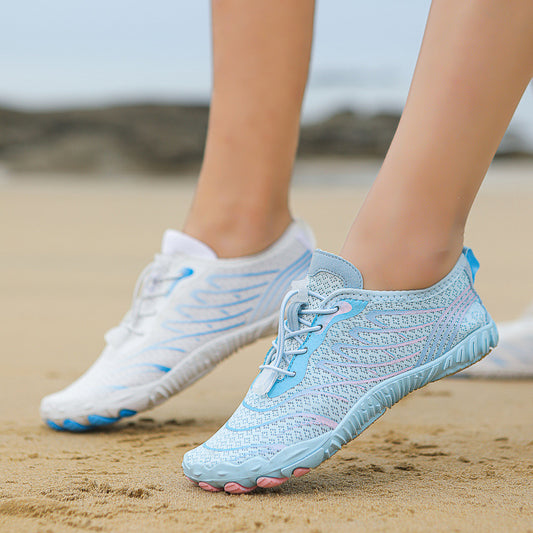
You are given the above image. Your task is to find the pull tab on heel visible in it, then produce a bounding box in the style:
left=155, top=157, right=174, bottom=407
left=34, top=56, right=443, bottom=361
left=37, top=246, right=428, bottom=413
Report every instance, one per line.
left=462, top=247, right=480, bottom=283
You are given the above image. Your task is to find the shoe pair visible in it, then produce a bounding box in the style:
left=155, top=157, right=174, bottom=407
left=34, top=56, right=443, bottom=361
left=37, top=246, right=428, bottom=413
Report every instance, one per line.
left=41, top=221, right=498, bottom=493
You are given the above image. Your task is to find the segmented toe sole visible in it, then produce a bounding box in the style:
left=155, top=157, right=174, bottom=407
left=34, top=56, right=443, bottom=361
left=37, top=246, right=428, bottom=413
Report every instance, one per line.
left=293, top=468, right=310, bottom=477
left=256, top=476, right=288, bottom=488
left=199, top=482, right=223, bottom=492
left=224, top=482, right=257, bottom=494
left=185, top=322, right=498, bottom=495
left=45, top=409, right=137, bottom=432
left=190, top=467, right=310, bottom=494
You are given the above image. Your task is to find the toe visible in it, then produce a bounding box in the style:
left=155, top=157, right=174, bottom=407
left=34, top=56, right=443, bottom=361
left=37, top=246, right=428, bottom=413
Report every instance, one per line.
left=224, top=482, right=257, bottom=494
left=256, top=476, right=288, bottom=488
left=199, top=482, right=223, bottom=492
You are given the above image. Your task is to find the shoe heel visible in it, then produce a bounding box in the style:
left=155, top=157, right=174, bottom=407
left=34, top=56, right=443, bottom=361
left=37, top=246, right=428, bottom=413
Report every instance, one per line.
left=430, top=320, right=499, bottom=382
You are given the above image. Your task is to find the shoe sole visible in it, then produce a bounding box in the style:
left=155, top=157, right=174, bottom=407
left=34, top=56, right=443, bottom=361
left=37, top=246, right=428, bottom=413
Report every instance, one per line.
left=43, top=312, right=279, bottom=431
left=183, top=320, right=499, bottom=493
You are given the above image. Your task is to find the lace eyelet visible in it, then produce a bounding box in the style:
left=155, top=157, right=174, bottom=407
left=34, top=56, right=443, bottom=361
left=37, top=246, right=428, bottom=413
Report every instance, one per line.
left=289, top=371, right=296, bottom=377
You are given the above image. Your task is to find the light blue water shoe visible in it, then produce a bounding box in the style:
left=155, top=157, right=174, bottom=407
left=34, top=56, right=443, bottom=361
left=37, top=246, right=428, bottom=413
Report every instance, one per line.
left=183, top=248, right=498, bottom=493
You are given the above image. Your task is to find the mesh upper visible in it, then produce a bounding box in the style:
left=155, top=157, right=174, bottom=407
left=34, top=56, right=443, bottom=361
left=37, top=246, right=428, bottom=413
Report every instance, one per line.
left=185, top=252, right=489, bottom=467
left=41, top=223, right=313, bottom=417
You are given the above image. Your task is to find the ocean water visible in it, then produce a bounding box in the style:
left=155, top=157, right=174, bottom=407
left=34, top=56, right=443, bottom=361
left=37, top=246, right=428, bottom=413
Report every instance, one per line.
left=1, top=0, right=531, bottom=148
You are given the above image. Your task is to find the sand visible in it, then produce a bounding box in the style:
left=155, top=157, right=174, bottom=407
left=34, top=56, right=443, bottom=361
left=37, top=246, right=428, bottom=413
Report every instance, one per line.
left=1, top=160, right=532, bottom=533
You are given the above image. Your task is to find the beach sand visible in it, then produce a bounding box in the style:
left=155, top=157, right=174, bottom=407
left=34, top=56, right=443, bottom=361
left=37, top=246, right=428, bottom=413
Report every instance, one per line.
left=1, top=160, right=532, bottom=532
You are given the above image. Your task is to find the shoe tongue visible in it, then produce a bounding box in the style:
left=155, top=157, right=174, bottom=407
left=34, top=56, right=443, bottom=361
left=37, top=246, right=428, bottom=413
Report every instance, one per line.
left=253, top=250, right=363, bottom=396
left=307, top=249, right=363, bottom=292
left=161, top=229, right=217, bottom=259
left=287, top=250, right=362, bottom=332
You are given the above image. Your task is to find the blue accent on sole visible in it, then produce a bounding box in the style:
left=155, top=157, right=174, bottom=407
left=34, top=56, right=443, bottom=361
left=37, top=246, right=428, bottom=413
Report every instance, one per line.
left=63, top=419, right=91, bottom=432
left=183, top=321, right=499, bottom=488
left=87, top=414, right=119, bottom=426
left=46, top=409, right=138, bottom=432
left=46, top=419, right=65, bottom=431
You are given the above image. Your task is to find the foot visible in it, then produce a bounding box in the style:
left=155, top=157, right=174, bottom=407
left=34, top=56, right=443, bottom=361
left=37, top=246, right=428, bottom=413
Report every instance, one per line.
left=182, top=248, right=498, bottom=493
left=40, top=220, right=315, bottom=431
left=459, top=307, right=533, bottom=378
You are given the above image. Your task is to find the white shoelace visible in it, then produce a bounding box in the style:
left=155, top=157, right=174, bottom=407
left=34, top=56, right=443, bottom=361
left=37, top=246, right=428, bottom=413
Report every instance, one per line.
left=107, top=254, right=191, bottom=343
left=253, top=280, right=338, bottom=394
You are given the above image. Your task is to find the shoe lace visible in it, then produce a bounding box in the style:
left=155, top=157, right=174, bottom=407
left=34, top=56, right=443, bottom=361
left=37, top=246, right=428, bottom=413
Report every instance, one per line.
left=254, top=279, right=339, bottom=393
left=121, top=254, right=190, bottom=337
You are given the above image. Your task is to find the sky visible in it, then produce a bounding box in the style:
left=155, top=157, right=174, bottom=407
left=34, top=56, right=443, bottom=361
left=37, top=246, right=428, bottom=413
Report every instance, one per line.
left=0, top=0, right=431, bottom=108
left=1, top=1, right=531, bottom=145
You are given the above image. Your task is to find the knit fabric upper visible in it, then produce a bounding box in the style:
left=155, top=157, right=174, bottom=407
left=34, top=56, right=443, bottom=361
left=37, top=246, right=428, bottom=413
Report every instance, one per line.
left=40, top=221, right=314, bottom=420
left=184, top=249, right=489, bottom=468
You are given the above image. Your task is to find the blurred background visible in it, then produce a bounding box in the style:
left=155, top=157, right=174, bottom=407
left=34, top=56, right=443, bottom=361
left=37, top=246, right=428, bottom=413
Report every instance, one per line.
left=1, top=0, right=532, bottom=175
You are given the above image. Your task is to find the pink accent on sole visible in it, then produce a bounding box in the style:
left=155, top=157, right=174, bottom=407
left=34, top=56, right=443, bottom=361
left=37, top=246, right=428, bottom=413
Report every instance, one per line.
left=256, top=476, right=289, bottom=488
left=292, top=468, right=310, bottom=477
left=198, top=482, right=223, bottom=492
left=185, top=476, right=198, bottom=485
left=224, top=482, right=257, bottom=494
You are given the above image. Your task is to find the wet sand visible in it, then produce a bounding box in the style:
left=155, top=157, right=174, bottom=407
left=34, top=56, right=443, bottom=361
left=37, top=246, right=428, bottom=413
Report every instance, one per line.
left=1, top=160, right=532, bottom=532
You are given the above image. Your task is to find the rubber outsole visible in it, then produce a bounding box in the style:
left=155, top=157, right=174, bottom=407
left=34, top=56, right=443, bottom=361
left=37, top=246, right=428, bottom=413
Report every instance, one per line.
left=43, top=313, right=279, bottom=432
left=183, top=321, right=498, bottom=493
left=187, top=468, right=311, bottom=494
left=46, top=409, right=138, bottom=432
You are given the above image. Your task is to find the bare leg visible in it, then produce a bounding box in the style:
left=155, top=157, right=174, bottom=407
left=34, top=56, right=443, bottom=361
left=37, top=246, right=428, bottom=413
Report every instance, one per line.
left=184, top=0, right=315, bottom=257
left=341, top=0, right=533, bottom=290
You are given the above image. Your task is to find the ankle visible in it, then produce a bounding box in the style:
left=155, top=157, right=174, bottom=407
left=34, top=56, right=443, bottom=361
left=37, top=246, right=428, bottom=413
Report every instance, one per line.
left=184, top=205, right=292, bottom=258
left=341, top=228, right=464, bottom=291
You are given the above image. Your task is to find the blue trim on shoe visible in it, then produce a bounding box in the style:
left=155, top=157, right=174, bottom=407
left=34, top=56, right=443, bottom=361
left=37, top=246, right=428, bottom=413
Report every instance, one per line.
left=463, top=247, right=480, bottom=282
left=46, top=419, right=65, bottom=431
left=119, top=409, right=137, bottom=417
left=165, top=267, right=194, bottom=296
left=46, top=409, right=138, bottom=432
left=87, top=415, right=120, bottom=426
left=268, top=299, right=368, bottom=398
left=63, top=419, right=91, bottom=432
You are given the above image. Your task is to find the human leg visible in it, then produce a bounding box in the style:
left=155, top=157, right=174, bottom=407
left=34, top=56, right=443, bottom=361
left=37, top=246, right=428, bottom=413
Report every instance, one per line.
left=341, top=0, right=533, bottom=290
left=184, top=0, right=533, bottom=493
left=40, top=0, right=316, bottom=430
left=184, top=0, right=315, bottom=257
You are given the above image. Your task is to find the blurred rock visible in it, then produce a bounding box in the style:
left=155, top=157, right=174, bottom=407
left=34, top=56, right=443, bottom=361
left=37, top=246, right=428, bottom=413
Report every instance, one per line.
left=299, top=110, right=400, bottom=157
left=0, top=104, right=530, bottom=174
left=0, top=105, right=209, bottom=173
